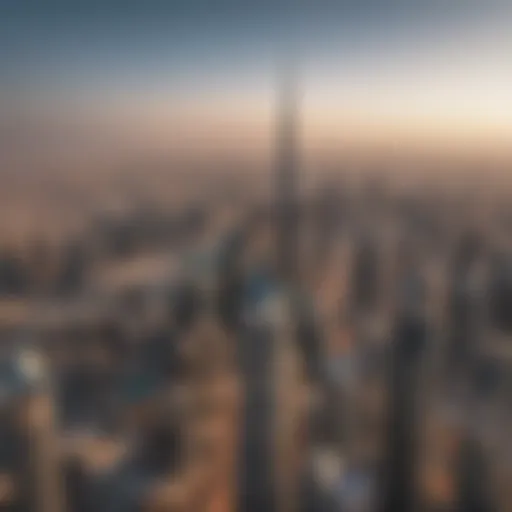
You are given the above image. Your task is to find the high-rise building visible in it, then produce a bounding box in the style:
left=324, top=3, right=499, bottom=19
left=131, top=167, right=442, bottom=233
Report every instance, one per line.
left=276, top=62, right=299, bottom=283
left=235, top=64, right=322, bottom=512
left=379, top=270, right=428, bottom=512
left=350, top=231, right=380, bottom=317
left=236, top=276, right=309, bottom=512
left=454, top=436, right=496, bottom=512
left=489, top=250, right=512, bottom=334
left=0, top=346, right=63, bottom=512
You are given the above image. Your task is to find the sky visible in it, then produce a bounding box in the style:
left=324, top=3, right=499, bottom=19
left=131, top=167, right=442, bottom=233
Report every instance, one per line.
left=1, top=0, right=511, bottom=161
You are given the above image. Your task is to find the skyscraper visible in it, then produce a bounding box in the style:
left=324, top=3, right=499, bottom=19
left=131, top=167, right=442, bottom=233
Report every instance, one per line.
left=276, top=61, right=299, bottom=283
left=0, top=346, right=63, bottom=512
left=454, top=436, right=496, bottom=512
left=379, top=269, right=428, bottom=512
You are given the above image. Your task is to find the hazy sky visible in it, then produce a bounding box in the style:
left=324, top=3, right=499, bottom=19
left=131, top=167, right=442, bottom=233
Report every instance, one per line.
left=1, top=0, right=511, bottom=157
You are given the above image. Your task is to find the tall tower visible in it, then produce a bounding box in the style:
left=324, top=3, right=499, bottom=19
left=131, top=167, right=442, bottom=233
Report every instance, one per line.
left=276, top=60, right=299, bottom=283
